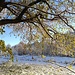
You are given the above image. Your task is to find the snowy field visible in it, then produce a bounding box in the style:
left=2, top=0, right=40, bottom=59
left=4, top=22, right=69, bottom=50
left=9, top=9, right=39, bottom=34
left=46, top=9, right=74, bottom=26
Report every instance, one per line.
left=0, top=55, right=75, bottom=75
left=0, top=55, right=75, bottom=66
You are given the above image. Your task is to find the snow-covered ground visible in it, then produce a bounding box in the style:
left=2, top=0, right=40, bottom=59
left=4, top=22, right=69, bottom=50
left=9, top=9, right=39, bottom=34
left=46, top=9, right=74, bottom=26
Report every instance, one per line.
left=0, top=55, right=75, bottom=75
left=0, top=55, right=75, bottom=66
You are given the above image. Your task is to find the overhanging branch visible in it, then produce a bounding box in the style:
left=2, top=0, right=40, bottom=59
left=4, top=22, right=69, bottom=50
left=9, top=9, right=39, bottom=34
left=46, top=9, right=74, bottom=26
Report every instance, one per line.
left=0, top=14, right=39, bottom=26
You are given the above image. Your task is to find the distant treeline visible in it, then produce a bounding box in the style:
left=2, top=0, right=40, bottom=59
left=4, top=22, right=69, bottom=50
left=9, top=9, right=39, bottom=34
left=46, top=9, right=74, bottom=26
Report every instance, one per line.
left=12, top=33, right=75, bottom=57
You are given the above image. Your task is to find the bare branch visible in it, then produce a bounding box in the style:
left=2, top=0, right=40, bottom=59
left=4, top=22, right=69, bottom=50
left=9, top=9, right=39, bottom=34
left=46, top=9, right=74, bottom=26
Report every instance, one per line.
left=37, top=16, right=53, bottom=39
left=58, top=15, right=75, bottom=32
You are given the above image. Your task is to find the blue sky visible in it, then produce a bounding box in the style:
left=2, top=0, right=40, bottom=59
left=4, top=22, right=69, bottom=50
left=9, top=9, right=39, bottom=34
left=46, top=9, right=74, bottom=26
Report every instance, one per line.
left=0, top=27, right=20, bottom=46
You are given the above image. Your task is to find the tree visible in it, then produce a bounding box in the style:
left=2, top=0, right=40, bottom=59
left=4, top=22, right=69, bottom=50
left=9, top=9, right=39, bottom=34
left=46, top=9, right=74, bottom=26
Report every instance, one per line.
left=0, top=0, right=75, bottom=36
left=6, top=44, right=11, bottom=48
left=53, top=33, right=75, bottom=57
left=0, top=40, right=13, bottom=61
left=0, top=40, right=6, bottom=52
left=0, top=0, right=75, bottom=58
left=1, top=1, right=75, bottom=73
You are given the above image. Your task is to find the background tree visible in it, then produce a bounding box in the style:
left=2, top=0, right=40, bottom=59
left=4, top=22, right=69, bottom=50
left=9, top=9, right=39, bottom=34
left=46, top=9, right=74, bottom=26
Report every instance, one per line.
left=0, top=40, right=13, bottom=61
